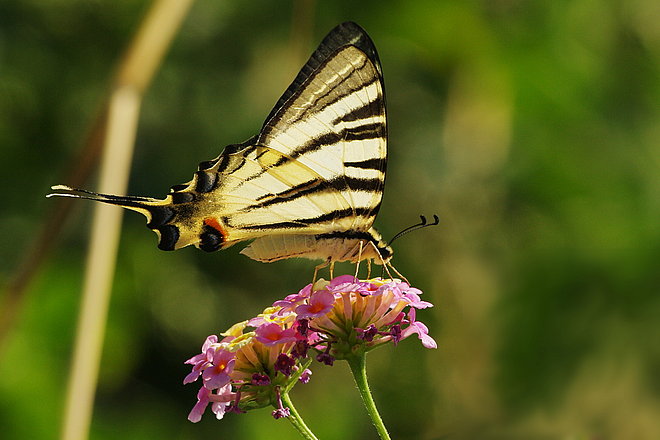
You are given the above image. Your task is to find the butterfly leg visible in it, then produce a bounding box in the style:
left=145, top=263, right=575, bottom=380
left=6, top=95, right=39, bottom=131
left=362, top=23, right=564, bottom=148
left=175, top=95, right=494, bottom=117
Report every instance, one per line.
left=353, top=240, right=364, bottom=281
left=386, top=261, right=409, bottom=284
left=382, top=262, right=394, bottom=280
left=329, top=261, right=335, bottom=279
left=312, top=258, right=330, bottom=285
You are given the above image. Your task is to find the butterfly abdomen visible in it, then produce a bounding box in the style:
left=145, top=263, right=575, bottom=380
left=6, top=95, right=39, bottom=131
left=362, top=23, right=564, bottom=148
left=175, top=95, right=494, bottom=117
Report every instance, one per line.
left=241, top=227, right=392, bottom=265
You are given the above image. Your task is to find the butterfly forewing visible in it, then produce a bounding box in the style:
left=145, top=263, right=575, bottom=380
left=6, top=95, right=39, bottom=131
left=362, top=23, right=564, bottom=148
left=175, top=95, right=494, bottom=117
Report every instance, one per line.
left=258, top=45, right=386, bottom=233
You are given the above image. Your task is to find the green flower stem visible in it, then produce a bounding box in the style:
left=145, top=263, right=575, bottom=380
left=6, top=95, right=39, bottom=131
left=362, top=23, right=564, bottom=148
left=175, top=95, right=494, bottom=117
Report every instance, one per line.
left=284, top=358, right=312, bottom=393
left=347, top=353, right=391, bottom=440
left=280, top=391, right=319, bottom=440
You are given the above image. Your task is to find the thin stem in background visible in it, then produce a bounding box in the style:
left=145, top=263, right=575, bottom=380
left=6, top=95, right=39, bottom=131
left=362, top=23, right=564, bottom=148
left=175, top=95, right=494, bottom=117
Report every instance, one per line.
left=60, top=86, right=141, bottom=440
left=60, top=1, right=195, bottom=439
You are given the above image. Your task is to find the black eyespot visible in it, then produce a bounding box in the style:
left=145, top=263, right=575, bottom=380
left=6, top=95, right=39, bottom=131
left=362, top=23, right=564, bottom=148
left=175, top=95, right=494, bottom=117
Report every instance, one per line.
left=199, top=230, right=222, bottom=252
left=147, top=206, right=175, bottom=228
left=216, top=155, right=231, bottom=173
left=157, top=225, right=180, bottom=251
left=171, top=192, right=195, bottom=204
left=195, top=171, right=217, bottom=193
left=198, top=159, right=218, bottom=170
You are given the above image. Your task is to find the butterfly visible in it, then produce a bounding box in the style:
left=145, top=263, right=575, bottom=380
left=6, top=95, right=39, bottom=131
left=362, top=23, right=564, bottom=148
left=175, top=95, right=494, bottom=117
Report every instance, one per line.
left=49, top=22, right=395, bottom=271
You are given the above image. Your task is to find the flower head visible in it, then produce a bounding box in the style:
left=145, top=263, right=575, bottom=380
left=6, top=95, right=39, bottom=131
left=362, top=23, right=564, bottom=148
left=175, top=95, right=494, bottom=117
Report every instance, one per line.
left=184, top=308, right=312, bottom=422
left=184, top=275, right=435, bottom=423
left=289, top=276, right=437, bottom=361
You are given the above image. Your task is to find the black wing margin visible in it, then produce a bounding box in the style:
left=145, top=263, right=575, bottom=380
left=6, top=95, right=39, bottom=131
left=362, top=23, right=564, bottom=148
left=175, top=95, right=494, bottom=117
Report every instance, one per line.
left=262, top=22, right=383, bottom=127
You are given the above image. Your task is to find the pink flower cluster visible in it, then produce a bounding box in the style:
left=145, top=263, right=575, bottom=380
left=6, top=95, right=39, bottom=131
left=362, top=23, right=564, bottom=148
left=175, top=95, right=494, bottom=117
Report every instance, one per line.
left=184, top=276, right=436, bottom=422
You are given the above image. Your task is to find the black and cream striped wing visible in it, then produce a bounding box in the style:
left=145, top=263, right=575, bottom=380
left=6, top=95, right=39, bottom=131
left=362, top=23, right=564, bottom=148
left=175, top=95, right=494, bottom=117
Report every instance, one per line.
left=48, top=22, right=388, bottom=260
left=253, top=21, right=387, bottom=236
left=194, top=21, right=387, bottom=246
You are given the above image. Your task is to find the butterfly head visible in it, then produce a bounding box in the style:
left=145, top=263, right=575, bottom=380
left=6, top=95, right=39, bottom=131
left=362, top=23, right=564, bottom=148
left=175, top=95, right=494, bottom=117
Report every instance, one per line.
left=369, top=228, right=394, bottom=265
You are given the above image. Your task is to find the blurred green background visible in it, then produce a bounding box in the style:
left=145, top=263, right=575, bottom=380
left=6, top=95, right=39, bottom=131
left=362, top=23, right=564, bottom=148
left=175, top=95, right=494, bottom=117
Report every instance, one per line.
left=1, top=0, right=659, bottom=439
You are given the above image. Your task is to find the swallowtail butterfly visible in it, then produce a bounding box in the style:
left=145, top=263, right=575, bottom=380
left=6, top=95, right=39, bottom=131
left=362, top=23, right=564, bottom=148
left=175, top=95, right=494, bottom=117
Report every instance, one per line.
left=50, top=22, right=393, bottom=267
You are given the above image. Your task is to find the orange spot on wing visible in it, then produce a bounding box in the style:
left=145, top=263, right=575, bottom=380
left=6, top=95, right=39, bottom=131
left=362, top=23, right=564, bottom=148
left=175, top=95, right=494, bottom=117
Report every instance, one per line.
left=203, top=217, right=227, bottom=238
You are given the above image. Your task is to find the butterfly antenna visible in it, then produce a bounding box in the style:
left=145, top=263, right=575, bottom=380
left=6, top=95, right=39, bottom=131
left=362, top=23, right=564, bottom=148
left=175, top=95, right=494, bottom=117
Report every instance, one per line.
left=387, top=214, right=440, bottom=246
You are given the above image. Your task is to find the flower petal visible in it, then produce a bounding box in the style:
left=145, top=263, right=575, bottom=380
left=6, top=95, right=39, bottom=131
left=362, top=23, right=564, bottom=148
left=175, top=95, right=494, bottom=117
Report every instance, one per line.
left=295, top=290, right=335, bottom=318
left=188, top=387, right=211, bottom=423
